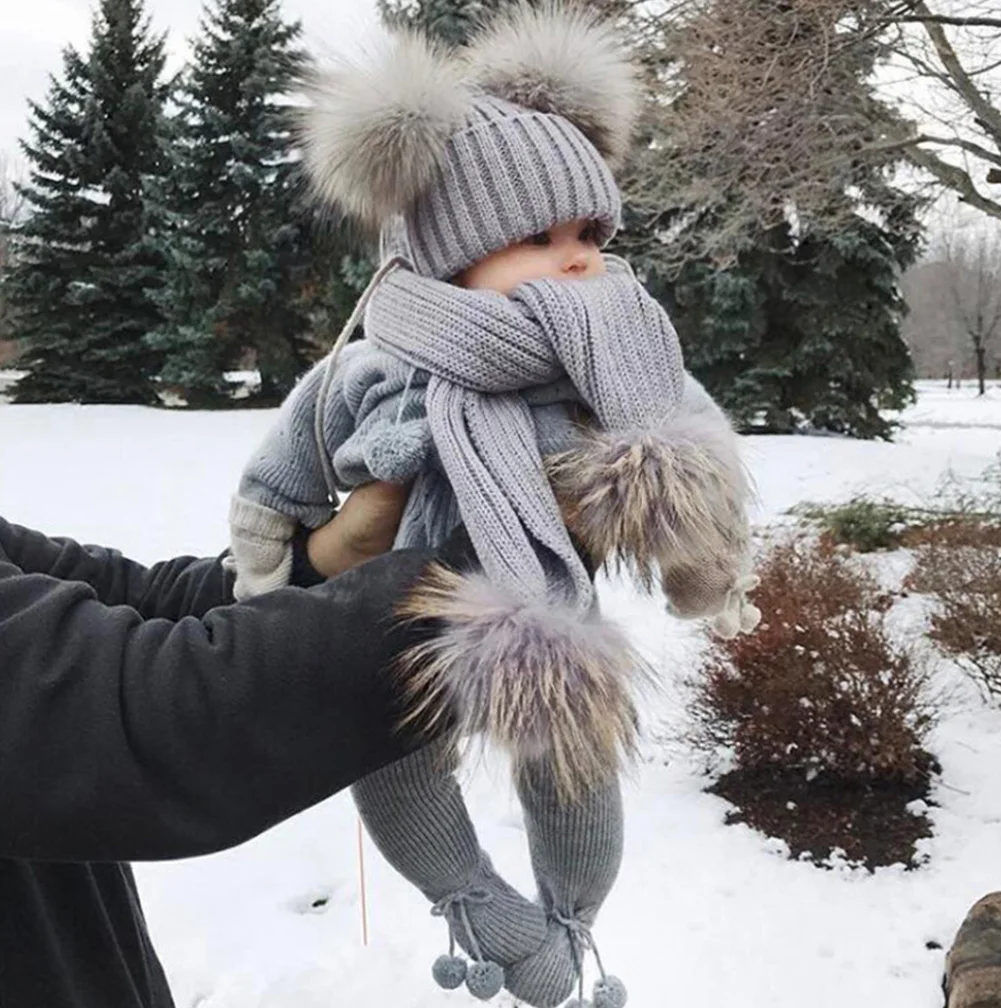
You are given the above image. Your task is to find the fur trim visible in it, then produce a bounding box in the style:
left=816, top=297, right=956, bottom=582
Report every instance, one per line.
left=396, top=564, right=651, bottom=802
left=463, top=2, right=639, bottom=166
left=301, top=32, right=473, bottom=227
left=546, top=412, right=753, bottom=596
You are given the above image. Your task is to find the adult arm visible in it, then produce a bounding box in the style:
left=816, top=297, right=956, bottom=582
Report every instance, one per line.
left=0, top=521, right=440, bottom=863
left=0, top=517, right=245, bottom=619
left=0, top=477, right=408, bottom=620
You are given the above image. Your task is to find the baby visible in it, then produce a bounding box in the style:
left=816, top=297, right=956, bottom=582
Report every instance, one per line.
left=229, top=6, right=757, bottom=1007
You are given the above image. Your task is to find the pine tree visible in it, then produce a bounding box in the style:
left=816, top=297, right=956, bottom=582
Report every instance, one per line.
left=379, top=0, right=509, bottom=45
left=655, top=204, right=920, bottom=439
left=11, top=0, right=170, bottom=404
left=152, top=0, right=327, bottom=404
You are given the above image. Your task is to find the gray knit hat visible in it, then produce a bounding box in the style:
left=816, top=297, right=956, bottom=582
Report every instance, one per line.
left=384, top=94, right=621, bottom=280
left=301, top=3, right=639, bottom=279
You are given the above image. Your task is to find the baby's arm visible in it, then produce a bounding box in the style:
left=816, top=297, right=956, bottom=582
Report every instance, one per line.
left=663, top=373, right=760, bottom=636
left=229, top=348, right=362, bottom=599
left=305, top=480, right=411, bottom=578
left=238, top=351, right=360, bottom=526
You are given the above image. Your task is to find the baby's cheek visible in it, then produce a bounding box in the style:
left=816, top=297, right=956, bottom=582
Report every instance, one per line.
left=497, top=250, right=562, bottom=292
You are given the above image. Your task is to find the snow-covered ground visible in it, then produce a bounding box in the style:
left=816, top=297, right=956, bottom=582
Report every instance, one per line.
left=3, top=381, right=1001, bottom=1008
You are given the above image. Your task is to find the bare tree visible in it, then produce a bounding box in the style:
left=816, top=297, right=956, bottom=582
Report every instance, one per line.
left=624, top=0, right=920, bottom=270
left=0, top=155, right=25, bottom=261
left=620, top=0, right=1001, bottom=271
left=932, top=216, right=1001, bottom=394
left=900, top=258, right=967, bottom=377
left=880, top=0, right=1001, bottom=221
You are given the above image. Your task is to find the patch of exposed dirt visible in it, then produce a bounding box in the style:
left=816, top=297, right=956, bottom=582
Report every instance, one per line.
left=709, top=760, right=939, bottom=869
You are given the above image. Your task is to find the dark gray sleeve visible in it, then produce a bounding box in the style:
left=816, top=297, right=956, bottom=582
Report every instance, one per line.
left=0, top=519, right=437, bottom=862
left=0, top=517, right=236, bottom=618
left=0, top=518, right=324, bottom=619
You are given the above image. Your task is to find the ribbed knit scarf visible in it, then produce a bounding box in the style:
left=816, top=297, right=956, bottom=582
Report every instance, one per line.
left=361, top=257, right=686, bottom=614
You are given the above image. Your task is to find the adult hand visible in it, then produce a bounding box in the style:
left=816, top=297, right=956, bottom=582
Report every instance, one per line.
left=307, top=480, right=411, bottom=578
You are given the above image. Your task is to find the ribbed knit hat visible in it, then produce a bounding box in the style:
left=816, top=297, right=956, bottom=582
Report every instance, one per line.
left=302, top=3, right=639, bottom=279
left=383, top=94, right=621, bottom=280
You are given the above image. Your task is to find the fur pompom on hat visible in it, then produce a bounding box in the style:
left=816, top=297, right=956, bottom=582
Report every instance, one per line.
left=301, top=3, right=640, bottom=279
left=300, top=32, right=472, bottom=229
left=462, top=2, right=639, bottom=168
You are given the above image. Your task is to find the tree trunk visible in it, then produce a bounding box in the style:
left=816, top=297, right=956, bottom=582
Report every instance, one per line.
left=976, top=344, right=988, bottom=396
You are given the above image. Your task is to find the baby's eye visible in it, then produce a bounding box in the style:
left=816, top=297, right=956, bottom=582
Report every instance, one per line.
left=526, top=232, right=551, bottom=247
left=579, top=221, right=602, bottom=244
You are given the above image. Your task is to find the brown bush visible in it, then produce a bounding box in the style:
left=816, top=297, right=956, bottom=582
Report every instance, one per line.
left=901, top=519, right=1001, bottom=551
left=689, top=537, right=936, bottom=785
left=907, top=540, right=1001, bottom=700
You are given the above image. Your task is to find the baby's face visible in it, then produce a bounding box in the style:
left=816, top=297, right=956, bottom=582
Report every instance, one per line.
left=456, top=218, right=606, bottom=295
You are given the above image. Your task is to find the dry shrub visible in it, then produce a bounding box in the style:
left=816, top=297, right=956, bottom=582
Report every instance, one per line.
left=690, top=537, right=936, bottom=785
left=901, top=518, right=1001, bottom=551
left=907, top=538, right=1001, bottom=700
left=796, top=499, right=1001, bottom=554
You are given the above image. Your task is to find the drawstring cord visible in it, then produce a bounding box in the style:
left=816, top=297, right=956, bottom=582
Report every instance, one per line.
left=394, top=365, right=417, bottom=425
left=554, top=910, right=627, bottom=1008
left=554, top=910, right=607, bottom=989
left=312, top=254, right=411, bottom=505
left=429, top=886, right=505, bottom=1000
left=430, top=886, right=494, bottom=964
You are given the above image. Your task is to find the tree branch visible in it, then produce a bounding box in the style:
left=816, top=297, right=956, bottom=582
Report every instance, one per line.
left=858, top=134, right=1001, bottom=168
left=910, top=1, right=1001, bottom=146
left=913, top=134, right=1001, bottom=168
left=893, top=15, right=1001, bottom=30
left=905, top=145, right=1001, bottom=220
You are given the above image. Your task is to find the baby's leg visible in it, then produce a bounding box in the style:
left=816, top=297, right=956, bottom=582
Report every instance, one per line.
left=351, top=741, right=547, bottom=987
left=504, top=762, right=624, bottom=1008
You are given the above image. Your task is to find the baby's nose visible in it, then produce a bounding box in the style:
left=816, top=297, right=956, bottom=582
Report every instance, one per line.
left=563, top=247, right=591, bottom=275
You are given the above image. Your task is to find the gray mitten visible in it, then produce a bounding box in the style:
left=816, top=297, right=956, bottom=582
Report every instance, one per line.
left=652, top=375, right=757, bottom=632
left=228, top=496, right=297, bottom=601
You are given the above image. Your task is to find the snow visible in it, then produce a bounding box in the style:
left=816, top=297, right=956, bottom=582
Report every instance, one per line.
left=898, top=380, right=1001, bottom=431
left=3, top=380, right=1001, bottom=1008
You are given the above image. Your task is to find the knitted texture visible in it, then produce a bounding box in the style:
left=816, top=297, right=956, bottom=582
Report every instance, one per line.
left=363, top=258, right=686, bottom=614
left=233, top=260, right=749, bottom=623
left=227, top=495, right=296, bottom=600
left=504, top=765, right=623, bottom=1008
left=390, top=95, right=622, bottom=281
left=351, top=741, right=548, bottom=968
left=237, top=343, right=580, bottom=536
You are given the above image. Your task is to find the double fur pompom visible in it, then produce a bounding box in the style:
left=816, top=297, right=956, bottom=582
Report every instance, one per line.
left=300, top=2, right=639, bottom=229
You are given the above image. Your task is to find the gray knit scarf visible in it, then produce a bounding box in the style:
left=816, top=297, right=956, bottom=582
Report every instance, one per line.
left=349, top=256, right=686, bottom=614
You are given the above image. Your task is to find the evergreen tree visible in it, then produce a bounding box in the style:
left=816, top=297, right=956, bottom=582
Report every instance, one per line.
left=619, top=1, right=922, bottom=439
left=152, top=0, right=335, bottom=404
left=379, top=0, right=630, bottom=46
left=11, top=0, right=170, bottom=404
left=651, top=202, right=921, bottom=439
left=379, top=0, right=509, bottom=45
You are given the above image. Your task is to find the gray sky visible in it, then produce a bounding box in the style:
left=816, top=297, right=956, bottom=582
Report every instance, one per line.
left=1, top=0, right=379, bottom=169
